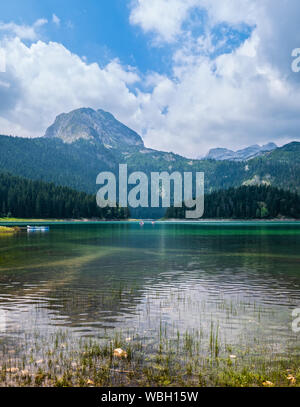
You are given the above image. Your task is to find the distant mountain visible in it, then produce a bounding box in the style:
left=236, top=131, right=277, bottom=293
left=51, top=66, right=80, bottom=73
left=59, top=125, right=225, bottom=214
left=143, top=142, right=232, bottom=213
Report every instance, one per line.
left=0, top=108, right=299, bottom=218
left=204, top=142, right=277, bottom=161
left=45, top=107, right=143, bottom=148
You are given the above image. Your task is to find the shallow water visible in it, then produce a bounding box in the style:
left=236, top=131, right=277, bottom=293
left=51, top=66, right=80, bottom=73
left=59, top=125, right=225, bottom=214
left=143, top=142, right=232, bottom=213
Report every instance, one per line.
left=0, top=222, right=299, bottom=359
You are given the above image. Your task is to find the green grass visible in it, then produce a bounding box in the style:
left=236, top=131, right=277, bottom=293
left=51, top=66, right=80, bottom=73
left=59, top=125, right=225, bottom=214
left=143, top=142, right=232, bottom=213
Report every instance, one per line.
left=0, top=218, right=65, bottom=222
left=0, top=226, right=19, bottom=234
left=1, top=327, right=299, bottom=387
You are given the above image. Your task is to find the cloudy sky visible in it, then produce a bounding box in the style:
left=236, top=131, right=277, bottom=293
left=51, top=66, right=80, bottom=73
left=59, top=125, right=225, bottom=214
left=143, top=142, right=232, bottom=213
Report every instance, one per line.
left=0, top=0, right=300, bottom=158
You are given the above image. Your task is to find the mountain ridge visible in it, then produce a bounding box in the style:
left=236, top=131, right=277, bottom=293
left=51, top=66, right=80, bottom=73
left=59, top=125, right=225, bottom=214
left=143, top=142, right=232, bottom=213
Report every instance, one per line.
left=45, top=107, right=144, bottom=148
left=0, top=107, right=299, bottom=218
left=203, top=142, right=278, bottom=161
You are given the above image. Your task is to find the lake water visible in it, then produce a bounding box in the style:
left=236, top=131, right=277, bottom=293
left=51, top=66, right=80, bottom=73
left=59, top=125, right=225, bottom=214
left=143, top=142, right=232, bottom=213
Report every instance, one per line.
left=0, top=222, right=300, bottom=368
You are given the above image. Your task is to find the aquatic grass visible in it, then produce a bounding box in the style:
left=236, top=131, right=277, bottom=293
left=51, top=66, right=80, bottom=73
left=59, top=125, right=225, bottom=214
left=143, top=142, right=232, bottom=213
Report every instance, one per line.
left=1, top=324, right=300, bottom=387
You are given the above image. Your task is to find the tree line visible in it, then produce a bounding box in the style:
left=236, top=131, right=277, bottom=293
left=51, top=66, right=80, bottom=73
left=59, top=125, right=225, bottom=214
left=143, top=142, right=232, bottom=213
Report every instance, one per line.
left=0, top=172, right=130, bottom=219
left=165, top=185, right=300, bottom=219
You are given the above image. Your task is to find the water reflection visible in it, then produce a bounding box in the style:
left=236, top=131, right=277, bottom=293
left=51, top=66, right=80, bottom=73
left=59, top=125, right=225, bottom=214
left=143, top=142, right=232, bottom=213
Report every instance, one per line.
left=0, top=223, right=299, bottom=353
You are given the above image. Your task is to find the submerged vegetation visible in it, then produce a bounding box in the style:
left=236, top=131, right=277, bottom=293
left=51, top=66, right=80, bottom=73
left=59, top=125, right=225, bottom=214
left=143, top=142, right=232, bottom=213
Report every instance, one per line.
left=1, top=326, right=300, bottom=387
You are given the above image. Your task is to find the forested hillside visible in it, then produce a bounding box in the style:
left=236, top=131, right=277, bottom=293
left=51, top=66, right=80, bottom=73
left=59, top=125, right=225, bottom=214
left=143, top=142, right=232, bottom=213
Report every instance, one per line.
left=165, top=185, right=300, bottom=219
left=1, top=135, right=299, bottom=196
left=0, top=108, right=299, bottom=219
left=0, top=135, right=113, bottom=193
left=0, top=172, right=129, bottom=219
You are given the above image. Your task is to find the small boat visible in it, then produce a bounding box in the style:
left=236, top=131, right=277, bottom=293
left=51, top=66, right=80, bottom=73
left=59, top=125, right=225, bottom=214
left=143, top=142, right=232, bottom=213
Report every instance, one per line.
left=151, top=221, right=155, bottom=225
left=27, top=226, right=50, bottom=232
left=139, top=221, right=144, bottom=226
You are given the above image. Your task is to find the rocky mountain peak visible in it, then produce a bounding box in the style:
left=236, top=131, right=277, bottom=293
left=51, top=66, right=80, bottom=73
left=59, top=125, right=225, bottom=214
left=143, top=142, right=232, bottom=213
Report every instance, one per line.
left=44, top=107, right=144, bottom=148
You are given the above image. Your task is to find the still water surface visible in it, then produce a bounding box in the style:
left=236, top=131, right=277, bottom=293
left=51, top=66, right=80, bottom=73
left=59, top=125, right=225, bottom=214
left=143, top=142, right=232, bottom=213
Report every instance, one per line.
left=0, top=222, right=299, bottom=357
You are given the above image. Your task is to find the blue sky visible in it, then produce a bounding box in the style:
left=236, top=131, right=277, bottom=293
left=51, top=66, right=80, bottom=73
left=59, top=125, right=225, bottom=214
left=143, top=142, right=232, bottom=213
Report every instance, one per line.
left=0, top=0, right=175, bottom=74
left=0, top=0, right=299, bottom=157
left=0, top=0, right=252, bottom=75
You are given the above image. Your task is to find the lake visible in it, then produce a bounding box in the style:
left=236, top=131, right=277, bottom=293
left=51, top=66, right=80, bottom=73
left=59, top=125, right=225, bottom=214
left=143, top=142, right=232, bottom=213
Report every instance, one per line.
left=0, top=222, right=300, bottom=386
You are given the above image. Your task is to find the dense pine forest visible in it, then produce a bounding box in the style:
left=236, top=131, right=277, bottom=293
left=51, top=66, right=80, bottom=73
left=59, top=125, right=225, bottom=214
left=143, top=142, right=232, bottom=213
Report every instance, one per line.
left=1, top=172, right=299, bottom=220
left=165, top=185, right=300, bottom=219
left=0, top=172, right=129, bottom=219
left=0, top=136, right=299, bottom=199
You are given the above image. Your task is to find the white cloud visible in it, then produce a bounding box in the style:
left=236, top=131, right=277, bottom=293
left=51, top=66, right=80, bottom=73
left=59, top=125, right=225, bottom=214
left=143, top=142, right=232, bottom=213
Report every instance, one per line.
left=52, top=14, right=60, bottom=26
left=130, top=0, right=258, bottom=43
left=130, top=0, right=198, bottom=43
left=0, top=38, right=141, bottom=138
left=0, top=18, right=48, bottom=40
left=1, top=3, right=300, bottom=158
left=139, top=37, right=300, bottom=156
left=128, top=0, right=300, bottom=156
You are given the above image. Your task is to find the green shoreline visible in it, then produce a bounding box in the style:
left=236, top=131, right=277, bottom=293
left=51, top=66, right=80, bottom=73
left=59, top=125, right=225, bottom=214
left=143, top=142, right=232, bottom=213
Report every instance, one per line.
left=0, top=218, right=299, bottom=227
left=0, top=218, right=300, bottom=226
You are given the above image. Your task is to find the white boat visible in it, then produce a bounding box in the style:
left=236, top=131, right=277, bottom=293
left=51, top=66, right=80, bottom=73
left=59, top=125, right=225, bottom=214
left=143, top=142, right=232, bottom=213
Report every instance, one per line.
left=27, top=226, right=50, bottom=232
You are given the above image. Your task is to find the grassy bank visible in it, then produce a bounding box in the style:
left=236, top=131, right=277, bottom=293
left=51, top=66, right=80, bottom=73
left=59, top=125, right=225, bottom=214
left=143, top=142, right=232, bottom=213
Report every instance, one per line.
left=0, top=226, right=20, bottom=234
left=0, top=218, right=67, bottom=222
left=0, top=218, right=129, bottom=223
left=1, top=328, right=299, bottom=387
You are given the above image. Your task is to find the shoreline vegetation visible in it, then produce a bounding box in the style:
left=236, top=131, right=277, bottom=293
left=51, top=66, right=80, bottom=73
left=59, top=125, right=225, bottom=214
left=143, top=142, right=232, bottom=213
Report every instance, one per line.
left=0, top=218, right=299, bottom=224
left=0, top=226, right=20, bottom=233
left=0, top=172, right=129, bottom=221
left=165, top=186, right=300, bottom=220
left=0, top=218, right=300, bottom=225
left=1, top=329, right=300, bottom=387
left=1, top=175, right=300, bottom=222
left=1, top=173, right=299, bottom=222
